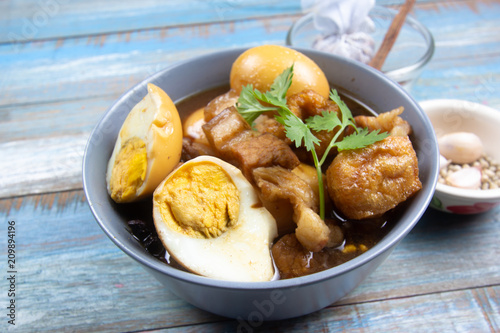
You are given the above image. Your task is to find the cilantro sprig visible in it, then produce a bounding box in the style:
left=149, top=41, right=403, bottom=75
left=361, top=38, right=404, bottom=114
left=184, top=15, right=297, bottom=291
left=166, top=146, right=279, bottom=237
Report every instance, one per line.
left=236, top=66, right=388, bottom=220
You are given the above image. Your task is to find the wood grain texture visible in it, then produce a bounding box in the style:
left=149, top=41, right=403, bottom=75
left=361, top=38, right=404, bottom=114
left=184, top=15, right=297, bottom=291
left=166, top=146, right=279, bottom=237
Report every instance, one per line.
left=0, top=15, right=295, bottom=107
left=0, top=191, right=498, bottom=332
left=0, top=0, right=473, bottom=43
left=0, top=96, right=111, bottom=143
left=0, top=191, right=219, bottom=332
left=411, top=0, right=500, bottom=105
left=0, top=0, right=302, bottom=43
left=0, top=96, right=113, bottom=198
left=1, top=1, right=500, bottom=199
left=2, top=1, right=499, bottom=107
left=1, top=1, right=500, bottom=331
left=341, top=207, right=500, bottom=304
left=164, top=287, right=500, bottom=332
left=0, top=134, right=87, bottom=198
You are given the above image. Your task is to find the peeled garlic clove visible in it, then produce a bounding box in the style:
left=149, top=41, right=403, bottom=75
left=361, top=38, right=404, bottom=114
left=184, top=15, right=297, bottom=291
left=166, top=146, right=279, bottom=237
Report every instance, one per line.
left=438, top=132, right=483, bottom=164
left=439, top=154, right=451, bottom=169
left=446, top=167, right=482, bottom=189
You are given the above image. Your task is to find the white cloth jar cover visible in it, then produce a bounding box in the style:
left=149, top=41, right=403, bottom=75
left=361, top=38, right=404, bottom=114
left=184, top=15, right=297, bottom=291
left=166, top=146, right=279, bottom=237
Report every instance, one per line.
left=301, top=0, right=376, bottom=64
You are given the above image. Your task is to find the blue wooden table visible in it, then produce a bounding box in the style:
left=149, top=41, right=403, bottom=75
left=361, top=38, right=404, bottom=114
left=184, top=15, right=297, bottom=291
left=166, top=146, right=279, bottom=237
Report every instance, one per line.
left=1, top=0, right=499, bottom=331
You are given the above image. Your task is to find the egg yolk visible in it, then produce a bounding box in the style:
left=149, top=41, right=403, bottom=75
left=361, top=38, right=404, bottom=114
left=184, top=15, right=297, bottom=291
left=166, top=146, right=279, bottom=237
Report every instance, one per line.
left=109, top=137, right=147, bottom=202
left=155, top=161, right=240, bottom=238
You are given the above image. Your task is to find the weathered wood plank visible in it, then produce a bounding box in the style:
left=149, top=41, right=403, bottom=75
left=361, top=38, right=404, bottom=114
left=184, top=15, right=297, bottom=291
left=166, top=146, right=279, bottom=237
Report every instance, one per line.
left=1, top=1, right=500, bottom=199
left=340, top=207, right=500, bottom=304
left=0, top=190, right=498, bottom=332
left=0, top=134, right=87, bottom=198
left=1, top=1, right=500, bottom=198
left=0, top=0, right=475, bottom=43
left=0, top=191, right=220, bottom=332
left=0, top=0, right=302, bottom=43
left=164, top=287, right=500, bottom=332
left=0, top=15, right=296, bottom=107
left=1, top=1, right=500, bottom=108
left=0, top=96, right=111, bottom=198
left=411, top=0, right=500, bottom=104
left=1, top=1, right=499, bottom=332
left=0, top=96, right=110, bottom=143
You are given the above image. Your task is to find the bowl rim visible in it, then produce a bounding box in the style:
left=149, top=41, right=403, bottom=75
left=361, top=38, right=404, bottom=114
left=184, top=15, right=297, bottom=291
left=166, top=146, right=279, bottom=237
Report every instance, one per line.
left=83, top=46, right=439, bottom=291
left=436, top=183, right=500, bottom=200
left=286, top=5, right=435, bottom=79
left=420, top=98, right=500, bottom=200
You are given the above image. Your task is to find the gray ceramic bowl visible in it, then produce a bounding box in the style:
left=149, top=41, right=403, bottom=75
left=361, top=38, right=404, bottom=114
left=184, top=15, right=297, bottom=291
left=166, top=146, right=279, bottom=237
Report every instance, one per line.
left=82, top=47, right=439, bottom=321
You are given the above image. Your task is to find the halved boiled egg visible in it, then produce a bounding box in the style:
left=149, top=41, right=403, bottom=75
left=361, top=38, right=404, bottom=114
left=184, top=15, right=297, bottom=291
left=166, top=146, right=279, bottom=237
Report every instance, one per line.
left=153, top=155, right=278, bottom=282
left=106, top=83, right=183, bottom=203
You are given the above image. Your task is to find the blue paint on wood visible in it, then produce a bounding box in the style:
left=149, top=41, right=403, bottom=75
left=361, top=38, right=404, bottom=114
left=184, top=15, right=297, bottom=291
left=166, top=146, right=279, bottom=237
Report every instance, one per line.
left=2, top=2, right=500, bottom=107
left=1, top=192, right=498, bottom=331
left=0, top=192, right=219, bottom=331
left=0, top=17, right=295, bottom=106
left=0, top=0, right=302, bottom=43
left=0, top=0, right=474, bottom=43
left=1, top=0, right=500, bottom=330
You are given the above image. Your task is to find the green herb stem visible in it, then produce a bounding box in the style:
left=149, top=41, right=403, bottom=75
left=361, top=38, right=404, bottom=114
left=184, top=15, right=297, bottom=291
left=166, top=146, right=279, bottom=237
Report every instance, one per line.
left=310, top=149, right=325, bottom=220
left=318, top=128, right=343, bottom=167
left=236, top=65, right=389, bottom=223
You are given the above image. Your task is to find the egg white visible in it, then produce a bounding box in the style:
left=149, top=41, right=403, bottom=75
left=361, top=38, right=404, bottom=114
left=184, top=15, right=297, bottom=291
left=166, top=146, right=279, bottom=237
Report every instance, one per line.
left=106, top=95, right=154, bottom=192
left=106, top=83, right=182, bottom=202
left=153, top=155, right=278, bottom=282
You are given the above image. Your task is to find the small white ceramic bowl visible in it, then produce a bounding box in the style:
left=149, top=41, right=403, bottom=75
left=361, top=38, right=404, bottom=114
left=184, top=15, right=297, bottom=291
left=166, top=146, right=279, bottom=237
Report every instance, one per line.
left=420, top=99, right=500, bottom=214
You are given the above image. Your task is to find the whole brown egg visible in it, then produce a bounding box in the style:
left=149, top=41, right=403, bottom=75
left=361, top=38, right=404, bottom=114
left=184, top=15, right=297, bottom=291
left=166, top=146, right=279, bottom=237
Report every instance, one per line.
left=230, top=45, right=330, bottom=98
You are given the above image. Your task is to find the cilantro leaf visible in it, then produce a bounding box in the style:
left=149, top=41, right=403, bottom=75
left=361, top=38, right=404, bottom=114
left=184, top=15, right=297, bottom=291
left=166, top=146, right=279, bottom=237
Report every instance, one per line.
left=254, top=89, right=289, bottom=111
left=329, top=89, right=354, bottom=120
left=306, top=110, right=342, bottom=132
left=269, top=65, right=293, bottom=101
left=235, top=66, right=391, bottom=220
left=236, top=65, right=293, bottom=124
left=280, top=112, right=320, bottom=150
left=329, top=89, right=358, bottom=130
left=236, top=85, right=277, bottom=123
left=336, top=128, right=389, bottom=152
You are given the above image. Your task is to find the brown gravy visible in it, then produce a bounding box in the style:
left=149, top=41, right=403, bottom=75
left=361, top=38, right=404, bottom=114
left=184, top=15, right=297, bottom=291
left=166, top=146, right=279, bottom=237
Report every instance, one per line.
left=124, top=86, right=402, bottom=279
